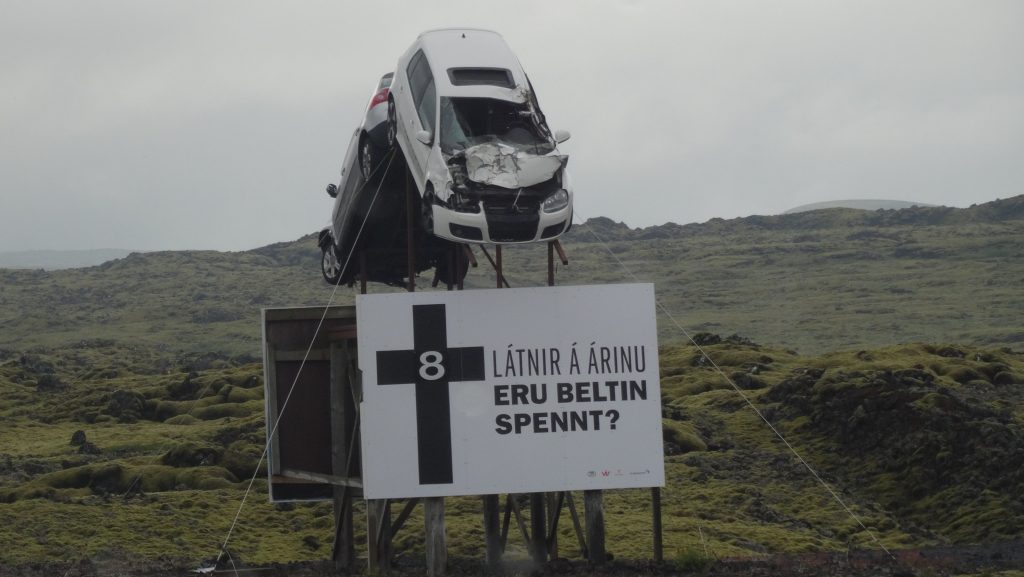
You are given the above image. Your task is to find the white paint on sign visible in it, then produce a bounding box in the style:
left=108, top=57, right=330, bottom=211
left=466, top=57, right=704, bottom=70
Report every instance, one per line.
left=357, top=284, right=664, bottom=499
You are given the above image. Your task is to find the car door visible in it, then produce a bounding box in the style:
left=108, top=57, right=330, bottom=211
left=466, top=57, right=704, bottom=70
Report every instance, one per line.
left=403, top=50, right=436, bottom=191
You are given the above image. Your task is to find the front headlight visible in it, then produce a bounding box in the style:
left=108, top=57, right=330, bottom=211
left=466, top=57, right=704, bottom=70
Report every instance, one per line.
left=542, top=189, right=569, bottom=213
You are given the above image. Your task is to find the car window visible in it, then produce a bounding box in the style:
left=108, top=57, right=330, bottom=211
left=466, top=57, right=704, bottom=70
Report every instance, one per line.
left=407, top=51, right=424, bottom=92
left=418, top=77, right=436, bottom=133
left=525, top=76, right=551, bottom=140
left=447, top=68, right=514, bottom=88
left=408, top=51, right=434, bottom=126
left=439, top=97, right=554, bottom=155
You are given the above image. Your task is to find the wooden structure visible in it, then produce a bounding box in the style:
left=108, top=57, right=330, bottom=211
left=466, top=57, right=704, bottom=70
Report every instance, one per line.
left=261, top=169, right=665, bottom=576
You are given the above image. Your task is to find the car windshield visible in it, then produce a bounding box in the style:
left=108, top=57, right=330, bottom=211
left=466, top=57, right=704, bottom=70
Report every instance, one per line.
left=439, top=97, right=555, bottom=155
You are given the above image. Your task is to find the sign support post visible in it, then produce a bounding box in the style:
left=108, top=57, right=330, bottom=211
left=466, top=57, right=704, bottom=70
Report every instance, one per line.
left=330, top=341, right=356, bottom=570
left=425, top=497, right=446, bottom=576
left=584, top=489, right=606, bottom=564
left=483, top=495, right=502, bottom=568
left=368, top=499, right=392, bottom=575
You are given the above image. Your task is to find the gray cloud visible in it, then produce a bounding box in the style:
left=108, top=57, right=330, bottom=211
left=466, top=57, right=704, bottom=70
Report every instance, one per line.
left=2, top=0, right=1021, bottom=251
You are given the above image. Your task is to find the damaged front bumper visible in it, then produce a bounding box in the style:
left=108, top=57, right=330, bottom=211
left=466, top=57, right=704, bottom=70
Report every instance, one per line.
left=431, top=142, right=573, bottom=244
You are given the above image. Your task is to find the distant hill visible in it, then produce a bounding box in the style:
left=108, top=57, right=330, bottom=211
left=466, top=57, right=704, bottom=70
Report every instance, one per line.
left=0, top=195, right=1021, bottom=355
left=784, top=199, right=936, bottom=213
left=0, top=248, right=136, bottom=270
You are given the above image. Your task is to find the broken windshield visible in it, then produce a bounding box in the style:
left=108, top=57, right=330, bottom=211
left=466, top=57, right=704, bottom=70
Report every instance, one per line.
left=440, top=97, right=555, bottom=155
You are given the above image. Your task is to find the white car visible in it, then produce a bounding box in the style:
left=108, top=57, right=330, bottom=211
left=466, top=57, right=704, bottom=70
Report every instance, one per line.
left=386, top=28, right=573, bottom=244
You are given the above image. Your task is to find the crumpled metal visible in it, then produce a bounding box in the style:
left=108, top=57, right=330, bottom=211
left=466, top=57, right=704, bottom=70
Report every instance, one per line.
left=464, top=142, right=564, bottom=188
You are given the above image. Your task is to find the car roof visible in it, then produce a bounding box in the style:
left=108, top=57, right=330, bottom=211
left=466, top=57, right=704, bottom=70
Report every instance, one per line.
left=414, top=29, right=527, bottom=99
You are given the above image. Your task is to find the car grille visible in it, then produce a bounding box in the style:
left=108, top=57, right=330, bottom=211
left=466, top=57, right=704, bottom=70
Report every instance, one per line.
left=485, top=212, right=539, bottom=242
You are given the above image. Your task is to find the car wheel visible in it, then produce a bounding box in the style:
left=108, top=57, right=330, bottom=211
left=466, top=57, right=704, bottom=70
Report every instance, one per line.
left=386, top=98, right=397, bottom=150
left=321, top=245, right=342, bottom=285
left=359, top=135, right=379, bottom=181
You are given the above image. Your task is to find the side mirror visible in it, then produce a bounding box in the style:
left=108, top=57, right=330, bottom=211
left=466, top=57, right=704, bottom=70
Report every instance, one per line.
left=326, top=183, right=338, bottom=198
left=416, top=130, right=433, bottom=145
left=554, top=129, right=571, bottom=144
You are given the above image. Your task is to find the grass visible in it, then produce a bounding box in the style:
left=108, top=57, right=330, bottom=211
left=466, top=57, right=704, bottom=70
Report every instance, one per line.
left=1, top=339, right=1021, bottom=566
left=1, top=197, right=1022, bottom=569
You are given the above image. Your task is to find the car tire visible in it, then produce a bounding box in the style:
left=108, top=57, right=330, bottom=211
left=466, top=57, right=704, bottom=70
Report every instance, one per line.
left=359, top=135, right=380, bottom=181
left=386, top=98, right=397, bottom=150
left=321, top=244, right=342, bottom=285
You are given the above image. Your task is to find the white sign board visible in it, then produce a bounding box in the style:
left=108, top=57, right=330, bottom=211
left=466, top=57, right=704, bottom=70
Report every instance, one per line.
left=357, top=284, right=663, bottom=499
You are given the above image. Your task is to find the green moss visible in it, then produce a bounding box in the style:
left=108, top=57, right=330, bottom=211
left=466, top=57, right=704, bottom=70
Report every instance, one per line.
left=662, top=419, right=708, bottom=453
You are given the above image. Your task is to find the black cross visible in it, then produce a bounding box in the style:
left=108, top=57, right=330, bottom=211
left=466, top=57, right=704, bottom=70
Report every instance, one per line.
left=375, top=304, right=485, bottom=485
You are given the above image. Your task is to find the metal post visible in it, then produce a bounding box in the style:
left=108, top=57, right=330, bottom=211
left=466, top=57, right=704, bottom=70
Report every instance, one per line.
left=330, top=342, right=354, bottom=570
left=359, top=250, right=368, bottom=295
left=445, top=247, right=453, bottom=291
left=652, top=487, right=663, bottom=563
left=553, top=239, right=568, bottom=265
left=367, top=499, right=392, bottom=575
left=405, top=170, right=416, bottom=292
left=495, top=245, right=503, bottom=289
left=584, top=490, right=605, bottom=564
left=547, top=492, right=563, bottom=559
left=424, top=497, right=447, bottom=576
left=530, top=493, right=546, bottom=564
left=547, top=241, right=555, bottom=287
left=483, top=495, right=502, bottom=568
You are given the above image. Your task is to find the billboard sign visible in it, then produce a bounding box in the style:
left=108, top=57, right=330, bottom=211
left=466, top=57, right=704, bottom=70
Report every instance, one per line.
left=357, top=284, right=663, bottom=499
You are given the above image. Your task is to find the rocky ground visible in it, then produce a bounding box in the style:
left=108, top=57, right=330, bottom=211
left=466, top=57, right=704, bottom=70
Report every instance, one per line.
left=3, top=541, right=1021, bottom=577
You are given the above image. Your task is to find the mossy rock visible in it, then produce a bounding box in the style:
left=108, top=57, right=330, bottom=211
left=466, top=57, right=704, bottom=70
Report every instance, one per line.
left=103, top=389, right=146, bottom=423
left=161, top=443, right=220, bottom=468
left=662, top=419, right=708, bottom=454
left=43, top=463, right=131, bottom=494
left=192, top=402, right=256, bottom=420
left=220, top=440, right=264, bottom=479
left=992, top=371, right=1022, bottom=385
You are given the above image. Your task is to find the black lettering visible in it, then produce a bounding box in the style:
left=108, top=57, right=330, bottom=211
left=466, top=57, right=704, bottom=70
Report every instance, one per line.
left=630, top=380, right=647, bottom=400
left=575, top=381, right=591, bottom=402
left=550, top=348, right=561, bottom=375
left=511, top=384, right=529, bottom=405
left=494, top=385, right=510, bottom=406
left=530, top=383, right=547, bottom=404
left=528, top=349, right=540, bottom=376
left=571, top=411, right=588, bottom=430
left=601, top=380, right=616, bottom=401
left=533, top=412, right=549, bottom=433
left=551, top=411, right=568, bottom=431
left=600, top=347, right=612, bottom=373
left=496, top=414, right=512, bottom=434
left=514, top=413, right=530, bottom=434
left=557, top=382, right=573, bottom=403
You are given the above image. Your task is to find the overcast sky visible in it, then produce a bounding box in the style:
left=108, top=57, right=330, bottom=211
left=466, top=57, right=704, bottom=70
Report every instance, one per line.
left=2, top=0, right=1021, bottom=252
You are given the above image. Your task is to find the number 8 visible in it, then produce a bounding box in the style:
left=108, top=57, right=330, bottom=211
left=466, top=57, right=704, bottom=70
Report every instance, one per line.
left=419, top=351, right=445, bottom=381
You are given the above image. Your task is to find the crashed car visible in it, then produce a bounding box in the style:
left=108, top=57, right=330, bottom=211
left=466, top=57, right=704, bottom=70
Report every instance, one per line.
left=387, top=28, right=573, bottom=244
left=319, top=73, right=467, bottom=288
left=357, top=72, right=393, bottom=181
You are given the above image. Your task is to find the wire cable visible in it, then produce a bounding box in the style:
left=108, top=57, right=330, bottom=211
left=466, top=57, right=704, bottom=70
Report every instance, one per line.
left=570, top=208, right=895, bottom=559
left=213, top=148, right=398, bottom=567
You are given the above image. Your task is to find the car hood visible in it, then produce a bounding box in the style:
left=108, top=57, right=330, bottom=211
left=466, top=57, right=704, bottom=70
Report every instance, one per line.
left=463, top=142, right=566, bottom=189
